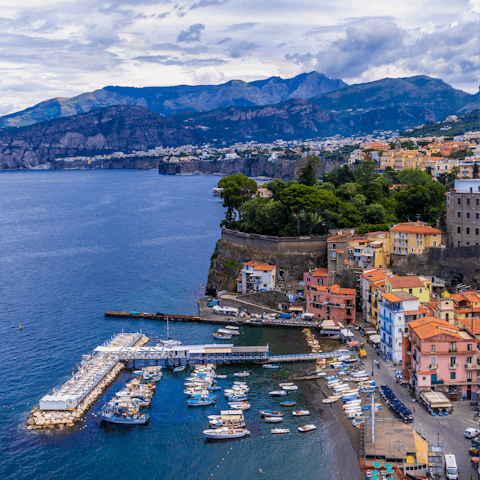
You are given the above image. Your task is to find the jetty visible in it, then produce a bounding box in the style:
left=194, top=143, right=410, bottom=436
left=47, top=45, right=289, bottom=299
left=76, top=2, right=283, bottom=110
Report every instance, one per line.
left=29, top=332, right=348, bottom=429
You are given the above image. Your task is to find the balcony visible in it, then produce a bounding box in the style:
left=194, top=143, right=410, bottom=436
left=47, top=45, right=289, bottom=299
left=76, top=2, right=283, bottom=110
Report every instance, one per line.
left=428, top=364, right=438, bottom=370
left=406, top=350, right=412, bottom=356
left=380, top=313, right=392, bottom=323
left=466, top=363, right=478, bottom=370
left=405, top=362, right=412, bottom=371
left=449, top=364, right=458, bottom=369
left=449, top=349, right=457, bottom=353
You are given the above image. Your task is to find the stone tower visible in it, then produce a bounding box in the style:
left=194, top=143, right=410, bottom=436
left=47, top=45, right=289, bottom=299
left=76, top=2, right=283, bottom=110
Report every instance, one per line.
left=438, top=291, right=455, bottom=325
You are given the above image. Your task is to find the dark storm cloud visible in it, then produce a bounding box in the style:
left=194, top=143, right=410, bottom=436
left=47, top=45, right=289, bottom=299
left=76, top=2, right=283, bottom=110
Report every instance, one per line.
left=176, top=23, right=205, bottom=43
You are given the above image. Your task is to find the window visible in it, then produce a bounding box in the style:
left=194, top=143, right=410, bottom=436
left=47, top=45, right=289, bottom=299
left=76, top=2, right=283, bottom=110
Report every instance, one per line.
left=458, top=212, right=461, bottom=218
left=409, top=289, right=413, bottom=294
left=477, top=228, right=479, bottom=236
left=467, top=356, right=473, bottom=364
left=450, top=342, right=457, bottom=352
left=467, top=212, right=470, bottom=219
left=307, top=278, right=310, bottom=283
left=467, top=198, right=471, bottom=205
left=467, top=228, right=470, bottom=235
left=477, top=199, right=480, bottom=206
left=458, top=227, right=461, bottom=234
left=450, top=356, right=456, bottom=367
left=431, top=345, right=436, bottom=353
left=468, top=343, right=472, bottom=351
left=332, top=244, right=336, bottom=250
left=430, top=356, right=437, bottom=366
left=477, top=213, right=479, bottom=220
left=450, top=372, right=456, bottom=380
left=458, top=198, right=462, bottom=204
left=422, top=376, right=426, bottom=381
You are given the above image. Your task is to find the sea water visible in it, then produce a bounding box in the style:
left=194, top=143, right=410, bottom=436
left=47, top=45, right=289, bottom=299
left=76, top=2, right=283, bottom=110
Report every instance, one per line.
left=0, top=171, right=334, bottom=480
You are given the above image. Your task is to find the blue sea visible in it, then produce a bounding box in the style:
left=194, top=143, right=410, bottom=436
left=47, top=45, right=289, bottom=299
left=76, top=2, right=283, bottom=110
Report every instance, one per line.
left=0, top=171, right=342, bottom=480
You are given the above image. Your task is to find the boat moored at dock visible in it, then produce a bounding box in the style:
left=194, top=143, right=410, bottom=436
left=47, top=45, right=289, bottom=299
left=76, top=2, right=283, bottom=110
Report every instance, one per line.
left=203, top=427, right=250, bottom=440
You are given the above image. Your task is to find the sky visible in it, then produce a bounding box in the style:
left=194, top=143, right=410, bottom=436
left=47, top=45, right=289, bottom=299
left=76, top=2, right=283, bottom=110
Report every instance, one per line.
left=0, top=0, right=479, bottom=115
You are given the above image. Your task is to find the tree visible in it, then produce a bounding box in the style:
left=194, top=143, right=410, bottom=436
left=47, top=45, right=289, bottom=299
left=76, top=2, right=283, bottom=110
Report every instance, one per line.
left=354, top=156, right=378, bottom=188
left=474, top=162, right=479, bottom=179
left=337, top=165, right=355, bottom=185
left=237, top=198, right=291, bottom=236
left=336, top=182, right=360, bottom=203
left=297, top=155, right=322, bottom=186
left=397, top=169, right=432, bottom=187
left=279, top=184, right=338, bottom=235
left=363, top=203, right=386, bottom=224
left=265, top=179, right=289, bottom=200
left=218, top=174, right=258, bottom=222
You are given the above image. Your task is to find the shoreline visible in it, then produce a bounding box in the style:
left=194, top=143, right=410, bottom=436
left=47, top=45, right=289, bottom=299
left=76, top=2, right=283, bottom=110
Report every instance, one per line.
left=293, top=335, right=363, bottom=480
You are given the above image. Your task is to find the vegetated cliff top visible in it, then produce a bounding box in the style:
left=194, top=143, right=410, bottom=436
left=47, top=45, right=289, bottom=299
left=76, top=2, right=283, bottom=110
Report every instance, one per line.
left=0, top=71, right=347, bottom=128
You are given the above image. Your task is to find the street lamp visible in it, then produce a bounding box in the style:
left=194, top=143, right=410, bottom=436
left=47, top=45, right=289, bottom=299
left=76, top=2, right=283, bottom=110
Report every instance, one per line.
left=372, top=357, right=374, bottom=377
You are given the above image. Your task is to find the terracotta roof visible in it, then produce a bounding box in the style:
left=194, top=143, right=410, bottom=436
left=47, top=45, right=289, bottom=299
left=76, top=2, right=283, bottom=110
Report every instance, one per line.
left=339, top=288, right=356, bottom=295
left=420, top=306, right=434, bottom=316
left=244, top=261, right=264, bottom=267
left=253, top=265, right=275, bottom=271
left=452, top=293, right=465, bottom=302
left=458, top=318, right=480, bottom=335
left=337, top=250, right=344, bottom=254
left=409, top=316, right=464, bottom=340
left=327, top=234, right=349, bottom=242
left=387, top=276, right=424, bottom=289
left=312, top=268, right=328, bottom=277
left=392, top=291, right=419, bottom=300
left=382, top=293, right=404, bottom=303
left=390, top=224, right=442, bottom=234
left=404, top=310, right=423, bottom=316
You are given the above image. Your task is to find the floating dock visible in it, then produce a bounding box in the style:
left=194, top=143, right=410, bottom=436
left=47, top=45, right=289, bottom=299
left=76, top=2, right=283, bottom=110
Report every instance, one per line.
left=29, top=332, right=347, bottom=430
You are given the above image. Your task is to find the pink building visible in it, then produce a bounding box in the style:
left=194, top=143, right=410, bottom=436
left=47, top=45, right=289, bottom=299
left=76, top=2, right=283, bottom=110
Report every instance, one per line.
left=403, top=316, right=478, bottom=400
left=305, top=284, right=356, bottom=325
left=304, top=268, right=329, bottom=287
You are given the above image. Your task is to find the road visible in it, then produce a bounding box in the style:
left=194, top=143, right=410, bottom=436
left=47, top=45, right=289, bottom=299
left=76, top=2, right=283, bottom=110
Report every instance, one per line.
left=351, top=319, right=479, bottom=480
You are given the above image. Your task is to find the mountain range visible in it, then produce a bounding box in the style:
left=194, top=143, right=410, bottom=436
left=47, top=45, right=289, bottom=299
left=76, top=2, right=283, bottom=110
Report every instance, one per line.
left=0, top=73, right=479, bottom=170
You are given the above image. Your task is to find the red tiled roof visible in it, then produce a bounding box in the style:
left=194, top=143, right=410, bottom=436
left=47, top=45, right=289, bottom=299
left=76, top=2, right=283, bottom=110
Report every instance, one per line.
left=382, top=293, right=403, bottom=303
left=387, top=276, right=424, bottom=289
left=244, top=261, right=264, bottom=267
left=390, top=224, right=442, bottom=234
left=312, top=268, right=328, bottom=277
left=254, top=265, right=275, bottom=271
left=327, top=234, right=350, bottom=242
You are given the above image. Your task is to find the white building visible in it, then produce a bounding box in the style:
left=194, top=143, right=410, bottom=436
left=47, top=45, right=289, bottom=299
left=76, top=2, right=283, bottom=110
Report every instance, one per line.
left=380, top=291, right=422, bottom=363
left=237, top=261, right=276, bottom=294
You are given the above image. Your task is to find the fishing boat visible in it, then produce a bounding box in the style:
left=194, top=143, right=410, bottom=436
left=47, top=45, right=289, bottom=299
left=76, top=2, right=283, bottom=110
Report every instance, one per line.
left=279, top=401, right=296, bottom=407
left=208, top=385, right=222, bottom=392
left=215, top=374, right=228, bottom=379
left=98, top=404, right=150, bottom=425
left=159, top=339, right=182, bottom=347
left=203, top=427, right=250, bottom=440
left=212, top=332, right=233, bottom=340
left=265, top=416, right=283, bottom=423
left=282, top=385, right=298, bottom=391
left=269, top=390, right=287, bottom=397
left=224, top=325, right=240, bottom=331
left=279, top=382, right=295, bottom=387
left=187, top=397, right=215, bottom=407
left=218, top=328, right=240, bottom=336
left=352, top=371, right=368, bottom=377
left=173, top=366, right=186, bottom=373
left=263, top=364, right=280, bottom=369
left=316, top=372, right=327, bottom=377
left=292, top=410, right=310, bottom=416
left=322, top=397, right=339, bottom=404
left=298, top=425, right=316, bottom=432
left=226, top=395, right=248, bottom=402
left=260, top=410, right=283, bottom=417
left=233, top=371, right=250, bottom=377
left=271, top=428, right=290, bottom=434
left=229, top=402, right=251, bottom=410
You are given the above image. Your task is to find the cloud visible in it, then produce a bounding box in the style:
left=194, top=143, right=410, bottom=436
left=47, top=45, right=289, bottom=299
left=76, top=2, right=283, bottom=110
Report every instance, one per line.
left=224, top=23, right=258, bottom=32
left=133, top=56, right=227, bottom=67
left=193, top=66, right=226, bottom=84
left=229, top=42, right=257, bottom=58
left=217, top=37, right=231, bottom=45
left=189, top=0, right=231, bottom=11
left=177, top=23, right=205, bottom=43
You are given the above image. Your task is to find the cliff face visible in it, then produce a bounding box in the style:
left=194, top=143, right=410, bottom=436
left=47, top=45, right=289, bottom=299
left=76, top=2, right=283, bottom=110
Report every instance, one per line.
left=207, top=229, right=328, bottom=294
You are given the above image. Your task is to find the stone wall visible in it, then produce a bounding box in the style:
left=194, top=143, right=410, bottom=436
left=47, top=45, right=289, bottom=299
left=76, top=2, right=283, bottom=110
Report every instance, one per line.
left=390, top=246, right=480, bottom=283
left=207, top=229, right=328, bottom=293
left=236, top=291, right=292, bottom=311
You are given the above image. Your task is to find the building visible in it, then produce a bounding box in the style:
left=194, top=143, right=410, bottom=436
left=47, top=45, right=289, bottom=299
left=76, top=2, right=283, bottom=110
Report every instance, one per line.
left=360, top=268, right=389, bottom=329
left=255, top=187, right=273, bottom=199
left=402, top=316, right=478, bottom=399
left=304, top=268, right=329, bottom=287
left=384, top=275, right=432, bottom=303
left=445, top=179, right=480, bottom=247
left=305, top=284, right=356, bottom=324
left=237, top=261, right=276, bottom=294
left=380, top=291, right=422, bottom=363
left=426, top=157, right=459, bottom=178
left=389, top=222, right=443, bottom=255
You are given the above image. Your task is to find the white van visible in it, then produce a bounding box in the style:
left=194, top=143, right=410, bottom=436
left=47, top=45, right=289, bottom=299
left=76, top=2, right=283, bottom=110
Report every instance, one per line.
left=444, top=454, right=458, bottom=480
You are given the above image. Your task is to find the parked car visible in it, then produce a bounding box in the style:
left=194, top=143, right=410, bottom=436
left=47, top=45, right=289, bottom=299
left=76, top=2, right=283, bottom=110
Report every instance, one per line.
left=465, top=428, right=480, bottom=439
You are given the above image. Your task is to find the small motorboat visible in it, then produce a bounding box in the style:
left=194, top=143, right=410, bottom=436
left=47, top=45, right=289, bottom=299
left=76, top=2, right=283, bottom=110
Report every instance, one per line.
left=173, top=366, right=186, bottom=373
left=265, top=416, right=283, bottom=423
left=279, top=401, right=296, bottom=407
left=271, top=428, right=290, bottom=434
left=218, top=328, right=240, bottom=336
left=260, top=410, right=283, bottom=417
left=269, top=390, right=287, bottom=397
left=298, top=424, right=316, bottom=432
left=212, top=332, right=233, bottom=340
left=279, top=383, right=295, bottom=387
left=282, top=385, right=298, bottom=391
left=203, top=427, right=250, bottom=440
left=292, top=410, right=310, bottom=416
left=227, top=395, right=248, bottom=402
left=316, top=372, right=327, bottom=377
left=263, top=364, right=280, bottom=369
left=229, top=402, right=251, bottom=410
left=215, top=374, right=228, bottom=379
left=322, top=397, right=339, bottom=404
left=233, top=371, right=250, bottom=377
left=187, top=397, right=215, bottom=406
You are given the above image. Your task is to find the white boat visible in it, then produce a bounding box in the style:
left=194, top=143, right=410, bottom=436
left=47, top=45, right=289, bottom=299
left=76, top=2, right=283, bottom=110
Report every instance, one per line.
left=279, top=383, right=295, bottom=387
left=269, top=390, right=287, bottom=397
left=233, top=371, right=250, bottom=377
left=215, top=374, right=228, bottom=379
left=218, top=328, right=240, bottom=336
left=316, top=372, right=327, bottom=377
left=203, top=427, right=250, bottom=439
left=263, top=364, right=280, bottom=369
left=271, top=428, right=290, bottom=434
left=322, top=397, right=339, bottom=404
left=265, top=416, right=283, bottom=423
left=282, top=385, right=298, bottom=391
left=292, top=410, right=310, bottom=416
left=229, top=402, right=251, bottom=410
left=352, top=371, right=368, bottom=377
left=212, top=332, right=232, bottom=340
left=173, top=366, right=186, bottom=373
left=298, top=424, right=316, bottom=432
left=224, top=325, right=239, bottom=330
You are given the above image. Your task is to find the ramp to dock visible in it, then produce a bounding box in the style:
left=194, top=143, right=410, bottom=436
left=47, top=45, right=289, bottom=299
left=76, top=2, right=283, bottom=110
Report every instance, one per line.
left=269, top=350, right=350, bottom=363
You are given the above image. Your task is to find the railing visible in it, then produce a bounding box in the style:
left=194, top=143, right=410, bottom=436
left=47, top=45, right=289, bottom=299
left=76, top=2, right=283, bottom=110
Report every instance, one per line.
left=405, top=362, right=412, bottom=370
left=428, top=364, right=437, bottom=370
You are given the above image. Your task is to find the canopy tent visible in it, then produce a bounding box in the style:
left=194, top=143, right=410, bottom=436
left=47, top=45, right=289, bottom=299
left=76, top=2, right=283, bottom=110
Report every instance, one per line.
left=341, top=329, right=354, bottom=338
left=369, top=334, right=381, bottom=343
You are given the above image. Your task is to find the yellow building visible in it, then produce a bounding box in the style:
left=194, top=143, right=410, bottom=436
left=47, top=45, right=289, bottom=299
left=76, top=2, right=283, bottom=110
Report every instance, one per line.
left=360, top=268, right=390, bottom=329
left=384, top=275, right=432, bottom=303
left=389, top=222, right=442, bottom=255
left=426, top=157, right=459, bottom=179
left=380, top=150, right=427, bottom=172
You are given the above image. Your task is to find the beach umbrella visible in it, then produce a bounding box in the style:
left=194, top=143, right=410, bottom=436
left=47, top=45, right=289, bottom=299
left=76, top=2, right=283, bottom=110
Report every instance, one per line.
left=373, top=462, right=382, bottom=468
left=384, top=464, right=392, bottom=469
left=370, top=476, right=379, bottom=480
left=371, top=470, right=380, bottom=475
left=386, top=468, right=394, bottom=474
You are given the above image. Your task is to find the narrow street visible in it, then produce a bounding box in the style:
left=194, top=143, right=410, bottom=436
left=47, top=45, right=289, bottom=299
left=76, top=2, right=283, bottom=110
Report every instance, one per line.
left=351, top=320, right=479, bottom=480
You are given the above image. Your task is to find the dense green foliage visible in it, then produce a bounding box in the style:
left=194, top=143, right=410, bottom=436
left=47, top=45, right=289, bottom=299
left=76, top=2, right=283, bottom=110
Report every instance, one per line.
left=219, top=159, right=448, bottom=236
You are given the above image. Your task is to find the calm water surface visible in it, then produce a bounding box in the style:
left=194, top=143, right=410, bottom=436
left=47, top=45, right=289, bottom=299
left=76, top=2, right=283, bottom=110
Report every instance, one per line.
left=0, top=171, right=333, bottom=480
